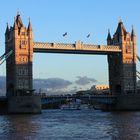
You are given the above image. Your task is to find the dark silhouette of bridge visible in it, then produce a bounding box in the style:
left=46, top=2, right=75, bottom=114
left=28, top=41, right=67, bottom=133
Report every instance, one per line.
left=41, top=94, right=116, bottom=109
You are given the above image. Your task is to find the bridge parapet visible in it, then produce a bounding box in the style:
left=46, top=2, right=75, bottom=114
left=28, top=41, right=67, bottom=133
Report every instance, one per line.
left=101, top=45, right=121, bottom=51
left=83, top=44, right=120, bottom=51
left=33, top=42, right=75, bottom=50
left=55, top=43, right=75, bottom=49
left=33, top=41, right=121, bottom=54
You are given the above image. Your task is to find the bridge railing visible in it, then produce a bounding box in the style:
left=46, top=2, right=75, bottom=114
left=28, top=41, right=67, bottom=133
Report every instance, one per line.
left=33, top=42, right=75, bottom=50
left=33, top=41, right=121, bottom=53
left=82, top=44, right=121, bottom=51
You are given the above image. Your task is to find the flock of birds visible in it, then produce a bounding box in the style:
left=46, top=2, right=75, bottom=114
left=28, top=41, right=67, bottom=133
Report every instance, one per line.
left=63, top=32, right=91, bottom=38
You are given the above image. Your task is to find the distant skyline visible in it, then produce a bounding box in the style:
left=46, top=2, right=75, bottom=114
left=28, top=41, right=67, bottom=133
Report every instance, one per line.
left=0, top=0, right=140, bottom=84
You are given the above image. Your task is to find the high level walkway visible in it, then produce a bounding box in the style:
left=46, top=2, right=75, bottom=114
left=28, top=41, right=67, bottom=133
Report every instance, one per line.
left=33, top=41, right=121, bottom=55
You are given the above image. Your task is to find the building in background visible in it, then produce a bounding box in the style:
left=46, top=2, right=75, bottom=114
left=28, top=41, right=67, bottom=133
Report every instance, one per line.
left=76, top=84, right=110, bottom=96
left=90, top=85, right=109, bottom=91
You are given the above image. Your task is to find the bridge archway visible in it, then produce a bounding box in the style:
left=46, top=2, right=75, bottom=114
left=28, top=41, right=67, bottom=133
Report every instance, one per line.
left=33, top=53, right=109, bottom=93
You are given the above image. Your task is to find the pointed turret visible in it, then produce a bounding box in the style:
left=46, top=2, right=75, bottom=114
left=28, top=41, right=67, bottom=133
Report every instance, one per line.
left=13, top=17, right=18, bottom=30
left=131, top=25, right=136, bottom=45
left=16, top=13, right=23, bottom=28
left=5, top=23, right=9, bottom=35
left=107, top=29, right=112, bottom=45
left=107, top=29, right=111, bottom=40
left=113, top=20, right=127, bottom=43
left=131, top=25, right=136, bottom=37
left=27, top=18, right=32, bottom=31
left=115, top=20, right=126, bottom=36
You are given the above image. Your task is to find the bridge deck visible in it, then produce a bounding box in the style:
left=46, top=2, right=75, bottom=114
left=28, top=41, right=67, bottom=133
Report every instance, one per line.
left=33, top=42, right=121, bottom=55
left=41, top=95, right=117, bottom=105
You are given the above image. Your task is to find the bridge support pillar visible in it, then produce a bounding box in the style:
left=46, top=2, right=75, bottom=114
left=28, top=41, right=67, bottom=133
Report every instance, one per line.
left=107, top=21, right=138, bottom=110
left=107, top=21, right=136, bottom=96
left=114, top=95, right=140, bottom=110
left=5, top=14, right=41, bottom=113
left=8, top=94, right=41, bottom=114
left=102, top=96, right=140, bottom=111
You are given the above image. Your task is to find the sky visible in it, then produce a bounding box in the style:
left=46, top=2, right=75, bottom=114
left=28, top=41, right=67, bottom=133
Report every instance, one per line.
left=0, top=0, right=140, bottom=85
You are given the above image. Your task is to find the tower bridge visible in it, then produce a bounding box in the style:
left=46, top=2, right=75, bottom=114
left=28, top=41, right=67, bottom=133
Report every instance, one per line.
left=3, top=13, right=140, bottom=113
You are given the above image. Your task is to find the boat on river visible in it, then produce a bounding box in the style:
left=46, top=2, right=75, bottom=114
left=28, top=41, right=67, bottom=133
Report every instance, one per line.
left=60, top=99, right=90, bottom=110
left=60, top=99, right=82, bottom=110
left=60, top=101, right=80, bottom=110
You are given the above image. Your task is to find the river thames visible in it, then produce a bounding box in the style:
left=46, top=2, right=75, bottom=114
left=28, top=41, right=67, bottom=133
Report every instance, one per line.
left=0, top=109, right=140, bottom=140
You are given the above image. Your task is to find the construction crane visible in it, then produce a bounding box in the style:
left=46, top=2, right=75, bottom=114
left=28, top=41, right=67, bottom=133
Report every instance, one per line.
left=0, top=50, right=13, bottom=65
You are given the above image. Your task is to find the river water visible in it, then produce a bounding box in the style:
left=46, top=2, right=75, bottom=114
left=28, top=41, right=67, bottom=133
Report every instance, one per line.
left=0, top=109, right=140, bottom=140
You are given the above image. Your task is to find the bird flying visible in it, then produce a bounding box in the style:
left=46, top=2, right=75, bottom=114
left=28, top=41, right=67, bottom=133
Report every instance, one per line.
left=87, top=34, right=91, bottom=38
left=63, top=32, right=67, bottom=37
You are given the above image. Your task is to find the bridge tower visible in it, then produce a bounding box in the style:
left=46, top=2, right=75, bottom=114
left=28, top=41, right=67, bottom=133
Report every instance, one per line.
left=5, top=13, right=41, bottom=113
left=107, top=20, right=136, bottom=96
left=5, top=13, right=33, bottom=96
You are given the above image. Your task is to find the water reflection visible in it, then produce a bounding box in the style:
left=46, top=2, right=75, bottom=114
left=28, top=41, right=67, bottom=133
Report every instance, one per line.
left=0, top=114, right=41, bottom=140
left=0, top=110, right=140, bottom=139
left=109, top=112, right=140, bottom=139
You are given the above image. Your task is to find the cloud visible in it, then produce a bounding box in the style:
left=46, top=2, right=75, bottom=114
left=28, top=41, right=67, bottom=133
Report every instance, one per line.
left=33, top=76, right=97, bottom=95
left=75, top=76, right=97, bottom=85
left=45, top=78, right=72, bottom=89
left=33, top=78, right=72, bottom=90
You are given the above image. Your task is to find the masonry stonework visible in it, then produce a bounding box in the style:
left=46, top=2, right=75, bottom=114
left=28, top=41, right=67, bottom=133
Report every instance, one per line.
left=107, top=21, right=136, bottom=96
left=5, top=14, right=33, bottom=97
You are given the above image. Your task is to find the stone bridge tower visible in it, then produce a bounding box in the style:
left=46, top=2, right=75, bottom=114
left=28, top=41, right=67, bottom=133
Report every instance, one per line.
left=5, top=14, right=41, bottom=114
left=5, top=13, right=33, bottom=97
left=107, top=20, right=136, bottom=96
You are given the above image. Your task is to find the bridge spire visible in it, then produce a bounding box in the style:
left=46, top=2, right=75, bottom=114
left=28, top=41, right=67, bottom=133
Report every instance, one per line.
left=115, top=20, right=126, bottom=36
left=16, top=13, right=23, bottom=28
left=17, top=9, right=20, bottom=16
left=13, top=17, right=18, bottom=30
left=107, top=29, right=112, bottom=45
left=28, top=17, right=32, bottom=31
left=107, top=29, right=111, bottom=40
left=131, top=25, right=136, bottom=37
left=5, top=23, right=9, bottom=35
